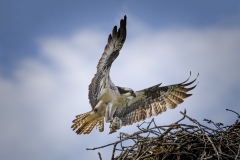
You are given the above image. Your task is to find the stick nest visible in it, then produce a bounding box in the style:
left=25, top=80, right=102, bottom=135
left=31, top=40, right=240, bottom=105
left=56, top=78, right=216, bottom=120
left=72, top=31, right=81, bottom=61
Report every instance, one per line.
left=87, top=109, right=240, bottom=160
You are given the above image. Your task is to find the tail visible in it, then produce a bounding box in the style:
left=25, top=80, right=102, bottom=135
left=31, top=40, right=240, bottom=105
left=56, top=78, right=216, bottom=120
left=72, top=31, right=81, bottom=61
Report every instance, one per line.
left=71, top=111, right=104, bottom=134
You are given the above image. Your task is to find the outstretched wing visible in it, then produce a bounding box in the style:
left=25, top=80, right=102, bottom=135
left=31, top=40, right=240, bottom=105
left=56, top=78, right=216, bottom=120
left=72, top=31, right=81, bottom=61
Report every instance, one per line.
left=88, top=16, right=127, bottom=108
left=115, top=73, right=199, bottom=126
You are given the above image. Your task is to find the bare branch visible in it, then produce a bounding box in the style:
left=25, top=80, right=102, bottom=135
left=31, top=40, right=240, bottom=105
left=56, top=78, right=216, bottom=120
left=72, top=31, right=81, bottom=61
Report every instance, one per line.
left=86, top=109, right=240, bottom=159
left=98, top=152, right=102, bottom=160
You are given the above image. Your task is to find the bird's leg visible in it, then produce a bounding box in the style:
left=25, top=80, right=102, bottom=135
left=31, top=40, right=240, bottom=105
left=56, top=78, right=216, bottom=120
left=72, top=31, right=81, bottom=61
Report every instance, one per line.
left=105, top=102, right=113, bottom=123
left=109, top=117, right=122, bottom=134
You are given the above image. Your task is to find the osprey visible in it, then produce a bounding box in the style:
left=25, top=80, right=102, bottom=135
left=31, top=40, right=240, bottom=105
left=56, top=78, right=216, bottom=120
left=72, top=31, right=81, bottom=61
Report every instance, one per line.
left=71, top=16, right=198, bottom=134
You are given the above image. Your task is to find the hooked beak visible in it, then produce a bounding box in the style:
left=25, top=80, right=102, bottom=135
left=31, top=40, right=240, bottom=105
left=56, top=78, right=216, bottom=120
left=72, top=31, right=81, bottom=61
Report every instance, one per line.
left=131, top=91, right=136, bottom=97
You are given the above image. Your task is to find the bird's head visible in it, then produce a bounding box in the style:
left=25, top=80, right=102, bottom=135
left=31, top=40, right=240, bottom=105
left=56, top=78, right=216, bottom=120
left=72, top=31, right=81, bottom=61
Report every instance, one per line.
left=116, top=86, right=136, bottom=98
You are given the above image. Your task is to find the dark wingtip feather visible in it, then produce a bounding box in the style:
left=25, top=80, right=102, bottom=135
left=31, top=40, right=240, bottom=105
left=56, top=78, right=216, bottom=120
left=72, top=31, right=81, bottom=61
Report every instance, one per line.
left=120, top=19, right=124, bottom=28
left=112, top=26, right=117, bottom=38
left=108, top=34, right=112, bottom=43
left=180, top=71, right=191, bottom=84
left=117, top=28, right=120, bottom=38
left=148, top=83, right=162, bottom=90
left=186, top=83, right=198, bottom=92
left=124, top=15, right=127, bottom=26
left=182, top=73, right=199, bottom=86
left=185, top=94, right=192, bottom=98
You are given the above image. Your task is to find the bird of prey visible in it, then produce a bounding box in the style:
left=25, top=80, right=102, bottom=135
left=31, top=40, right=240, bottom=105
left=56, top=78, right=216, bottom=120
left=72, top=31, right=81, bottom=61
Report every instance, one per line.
left=71, top=15, right=198, bottom=135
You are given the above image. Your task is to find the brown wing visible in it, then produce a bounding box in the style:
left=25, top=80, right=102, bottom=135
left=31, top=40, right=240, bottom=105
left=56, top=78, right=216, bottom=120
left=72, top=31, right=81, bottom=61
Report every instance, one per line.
left=115, top=73, right=199, bottom=126
left=88, top=16, right=127, bottom=108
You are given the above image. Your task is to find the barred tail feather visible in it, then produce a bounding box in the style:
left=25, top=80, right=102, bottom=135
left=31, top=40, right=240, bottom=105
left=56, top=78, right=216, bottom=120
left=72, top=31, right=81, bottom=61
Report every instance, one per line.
left=76, top=120, right=97, bottom=134
left=71, top=111, right=104, bottom=135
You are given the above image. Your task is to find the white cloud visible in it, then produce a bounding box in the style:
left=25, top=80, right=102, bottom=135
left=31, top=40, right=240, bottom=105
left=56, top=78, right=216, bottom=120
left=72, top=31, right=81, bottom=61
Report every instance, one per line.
left=0, top=20, right=240, bottom=159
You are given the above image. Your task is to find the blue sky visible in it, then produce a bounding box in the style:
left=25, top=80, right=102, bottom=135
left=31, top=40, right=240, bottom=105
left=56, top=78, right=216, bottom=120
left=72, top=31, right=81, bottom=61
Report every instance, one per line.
left=1, top=1, right=240, bottom=160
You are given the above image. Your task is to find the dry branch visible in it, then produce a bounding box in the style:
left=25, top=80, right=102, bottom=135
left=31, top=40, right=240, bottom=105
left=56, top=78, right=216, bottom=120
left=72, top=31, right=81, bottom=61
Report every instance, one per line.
left=88, top=109, right=240, bottom=160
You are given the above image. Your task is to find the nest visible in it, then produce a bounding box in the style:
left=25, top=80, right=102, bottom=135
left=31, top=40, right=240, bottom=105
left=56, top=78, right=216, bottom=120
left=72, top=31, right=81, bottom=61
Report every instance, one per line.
left=87, top=109, right=240, bottom=160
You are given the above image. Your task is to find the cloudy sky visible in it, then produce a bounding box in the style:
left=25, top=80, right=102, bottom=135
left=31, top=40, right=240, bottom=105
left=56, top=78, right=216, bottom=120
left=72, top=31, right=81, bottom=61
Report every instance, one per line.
left=1, top=1, right=240, bottom=159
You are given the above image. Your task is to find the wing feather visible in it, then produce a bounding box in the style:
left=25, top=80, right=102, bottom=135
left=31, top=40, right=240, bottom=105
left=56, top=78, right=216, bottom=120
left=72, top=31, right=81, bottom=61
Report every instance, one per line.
left=115, top=73, right=198, bottom=127
left=88, top=16, right=127, bottom=108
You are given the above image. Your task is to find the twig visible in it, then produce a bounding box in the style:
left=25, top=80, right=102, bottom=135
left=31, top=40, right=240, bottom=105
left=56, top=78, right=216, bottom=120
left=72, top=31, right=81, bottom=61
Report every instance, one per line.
left=180, top=111, right=219, bottom=160
left=235, top=144, right=240, bottom=160
left=111, top=143, right=117, bottom=160
left=180, top=111, right=220, bottom=160
left=98, top=152, right=102, bottom=160
left=226, top=109, right=240, bottom=118
left=86, top=109, right=240, bottom=159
